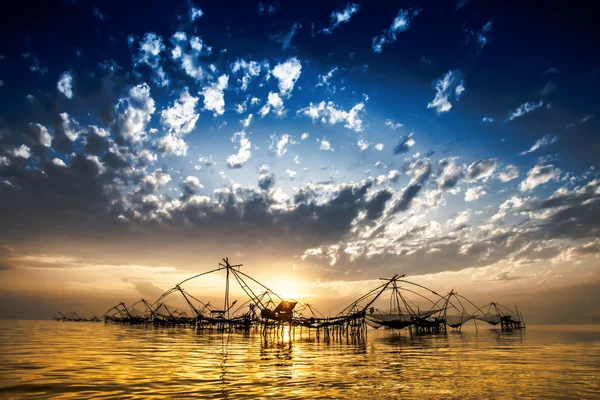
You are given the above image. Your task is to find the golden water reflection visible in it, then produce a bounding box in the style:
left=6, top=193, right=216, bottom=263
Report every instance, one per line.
left=0, top=321, right=599, bottom=399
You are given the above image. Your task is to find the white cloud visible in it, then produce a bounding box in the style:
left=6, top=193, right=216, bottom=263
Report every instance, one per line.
left=85, top=155, right=106, bottom=174
left=137, top=149, right=157, bottom=163
left=270, top=133, right=291, bottom=157
left=134, top=32, right=168, bottom=86
left=52, top=158, right=66, bottom=167
left=201, top=74, right=228, bottom=116
left=375, top=143, right=384, bottom=151
left=465, top=186, right=487, bottom=202
left=406, top=158, right=431, bottom=185
left=447, top=209, right=471, bottom=228
left=372, top=8, right=420, bottom=53
left=519, top=164, right=561, bottom=191
left=427, top=70, right=464, bottom=114
left=258, top=92, right=285, bottom=117
left=272, top=58, right=302, bottom=96
left=357, top=138, right=369, bottom=151
left=190, top=7, right=203, bottom=21
left=498, top=165, right=519, bottom=182
left=183, top=175, right=203, bottom=190
left=12, top=144, right=31, bottom=159
left=323, top=3, right=359, bottom=34
left=171, top=32, right=212, bottom=81
left=30, top=122, right=53, bottom=147
left=482, top=117, right=494, bottom=123
left=385, top=119, right=403, bottom=130
left=235, top=101, right=247, bottom=114
left=154, top=133, right=188, bottom=156
left=315, top=67, right=338, bottom=92
left=319, top=138, right=333, bottom=151
left=231, top=59, right=268, bottom=91
left=294, top=156, right=301, bottom=164
left=226, top=131, right=252, bottom=168
left=301, top=132, right=309, bottom=140
left=114, top=82, right=156, bottom=143
left=57, top=71, right=73, bottom=99
left=297, top=100, right=365, bottom=132
left=194, top=156, right=215, bottom=171
left=161, top=88, right=199, bottom=134
left=286, top=169, right=297, bottom=179
left=508, top=101, right=544, bottom=121
left=140, top=169, right=171, bottom=191
left=58, top=113, right=80, bottom=142
left=241, top=113, right=253, bottom=128
left=520, top=134, right=558, bottom=155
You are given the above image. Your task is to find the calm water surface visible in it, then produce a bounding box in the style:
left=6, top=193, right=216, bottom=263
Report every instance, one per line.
left=0, top=320, right=599, bottom=399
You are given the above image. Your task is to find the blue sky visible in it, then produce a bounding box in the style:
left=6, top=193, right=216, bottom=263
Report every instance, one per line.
left=0, top=0, right=599, bottom=320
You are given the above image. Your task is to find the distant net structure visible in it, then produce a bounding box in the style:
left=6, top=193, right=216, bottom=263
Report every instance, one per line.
left=53, top=311, right=101, bottom=322
left=55, top=257, right=525, bottom=340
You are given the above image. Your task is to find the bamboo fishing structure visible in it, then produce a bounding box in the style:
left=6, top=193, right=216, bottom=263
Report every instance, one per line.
left=55, top=257, right=525, bottom=339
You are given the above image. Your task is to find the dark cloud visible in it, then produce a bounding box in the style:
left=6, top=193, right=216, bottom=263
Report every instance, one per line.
left=51, top=114, right=81, bottom=154
left=389, top=184, right=421, bottom=214
left=529, top=180, right=600, bottom=241
left=366, top=189, right=392, bottom=220
left=180, top=177, right=202, bottom=201
left=393, top=134, right=414, bottom=155
left=465, top=158, right=497, bottom=181
left=537, top=201, right=600, bottom=240
left=84, top=126, right=112, bottom=155
left=21, top=123, right=52, bottom=154
left=574, top=241, right=600, bottom=254
left=258, top=173, right=275, bottom=190
left=488, top=272, right=529, bottom=281
left=436, top=158, right=464, bottom=190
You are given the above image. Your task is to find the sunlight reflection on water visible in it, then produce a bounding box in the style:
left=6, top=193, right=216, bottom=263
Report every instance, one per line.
left=0, top=321, right=599, bottom=399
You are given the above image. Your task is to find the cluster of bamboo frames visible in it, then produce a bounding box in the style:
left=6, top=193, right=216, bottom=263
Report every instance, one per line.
left=55, top=258, right=525, bottom=336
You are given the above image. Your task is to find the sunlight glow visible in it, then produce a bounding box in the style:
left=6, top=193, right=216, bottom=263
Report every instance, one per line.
left=268, top=279, right=313, bottom=300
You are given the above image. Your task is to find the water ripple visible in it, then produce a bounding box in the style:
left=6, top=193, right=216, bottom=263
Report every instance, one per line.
left=0, top=321, right=599, bottom=399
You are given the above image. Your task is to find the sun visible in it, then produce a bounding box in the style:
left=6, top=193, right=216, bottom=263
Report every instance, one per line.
left=270, top=278, right=304, bottom=300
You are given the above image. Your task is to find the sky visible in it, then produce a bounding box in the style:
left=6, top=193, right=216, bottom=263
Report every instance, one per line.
left=1, top=0, right=599, bottom=323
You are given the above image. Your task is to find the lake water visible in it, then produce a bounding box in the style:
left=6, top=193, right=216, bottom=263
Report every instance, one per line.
left=0, top=320, right=598, bottom=399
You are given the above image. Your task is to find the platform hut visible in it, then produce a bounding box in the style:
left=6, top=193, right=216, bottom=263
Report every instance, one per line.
left=150, top=257, right=301, bottom=333
left=474, top=302, right=525, bottom=330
